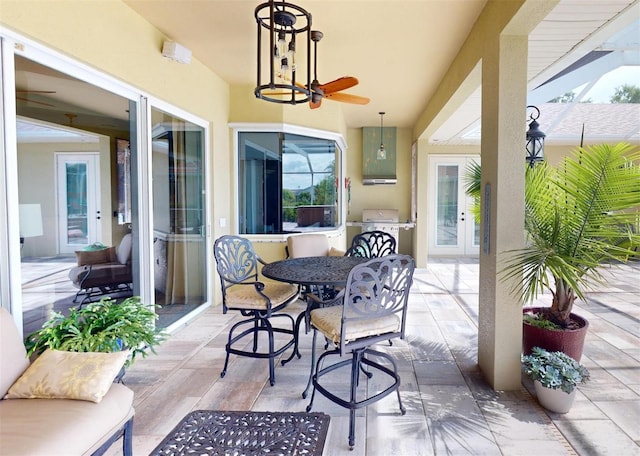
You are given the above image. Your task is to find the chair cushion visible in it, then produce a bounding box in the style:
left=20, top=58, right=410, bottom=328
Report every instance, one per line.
left=287, top=234, right=330, bottom=258
left=0, top=383, right=134, bottom=456
left=310, top=305, right=400, bottom=344
left=225, top=282, right=298, bottom=310
left=6, top=349, right=129, bottom=403
left=68, top=263, right=132, bottom=288
left=328, top=247, right=346, bottom=256
left=0, top=309, right=30, bottom=398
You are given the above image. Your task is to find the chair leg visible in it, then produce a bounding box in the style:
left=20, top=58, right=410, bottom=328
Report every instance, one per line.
left=220, top=312, right=295, bottom=385
left=348, top=350, right=363, bottom=450
left=282, top=311, right=305, bottom=365
left=265, top=317, right=276, bottom=386
left=302, top=328, right=319, bottom=399
left=253, top=319, right=259, bottom=353
left=122, top=417, right=134, bottom=456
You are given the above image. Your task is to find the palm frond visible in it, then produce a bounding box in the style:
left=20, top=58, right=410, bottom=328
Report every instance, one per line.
left=503, top=142, right=640, bottom=310
left=463, top=160, right=482, bottom=224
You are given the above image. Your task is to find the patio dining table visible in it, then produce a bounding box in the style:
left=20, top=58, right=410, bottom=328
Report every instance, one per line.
left=262, top=255, right=367, bottom=394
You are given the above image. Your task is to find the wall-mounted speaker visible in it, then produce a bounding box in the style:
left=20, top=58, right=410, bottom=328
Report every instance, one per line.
left=162, top=41, right=192, bottom=64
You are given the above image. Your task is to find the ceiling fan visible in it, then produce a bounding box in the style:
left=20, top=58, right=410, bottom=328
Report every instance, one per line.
left=16, top=90, right=57, bottom=108
left=306, top=31, right=369, bottom=109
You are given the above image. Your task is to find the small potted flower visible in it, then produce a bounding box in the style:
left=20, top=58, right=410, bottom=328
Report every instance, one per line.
left=521, top=346, right=590, bottom=413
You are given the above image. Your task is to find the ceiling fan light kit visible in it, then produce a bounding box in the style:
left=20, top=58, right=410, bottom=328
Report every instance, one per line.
left=254, top=0, right=312, bottom=104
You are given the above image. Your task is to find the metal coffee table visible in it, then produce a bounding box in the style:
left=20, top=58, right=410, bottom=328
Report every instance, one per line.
left=151, top=410, right=330, bottom=456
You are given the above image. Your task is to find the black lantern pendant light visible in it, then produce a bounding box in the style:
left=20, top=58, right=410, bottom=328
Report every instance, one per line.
left=254, top=0, right=312, bottom=104
left=525, top=105, right=546, bottom=167
left=377, top=112, right=386, bottom=160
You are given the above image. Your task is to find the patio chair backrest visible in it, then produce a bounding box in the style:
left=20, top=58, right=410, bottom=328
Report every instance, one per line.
left=214, top=235, right=259, bottom=288
left=286, top=233, right=330, bottom=258
left=346, top=230, right=396, bottom=258
left=339, top=254, right=414, bottom=354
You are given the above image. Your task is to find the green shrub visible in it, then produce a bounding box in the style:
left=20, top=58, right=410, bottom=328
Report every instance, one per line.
left=25, top=296, right=166, bottom=366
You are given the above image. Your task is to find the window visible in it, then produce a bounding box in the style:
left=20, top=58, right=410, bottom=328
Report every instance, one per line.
left=238, top=132, right=340, bottom=234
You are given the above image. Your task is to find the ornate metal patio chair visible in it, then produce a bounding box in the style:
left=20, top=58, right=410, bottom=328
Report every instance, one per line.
left=213, top=235, right=300, bottom=386
left=305, top=254, right=415, bottom=449
left=346, top=230, right=396, bottom=258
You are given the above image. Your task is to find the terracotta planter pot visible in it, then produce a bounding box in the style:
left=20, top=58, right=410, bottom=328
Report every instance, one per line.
left=533, top=380, right=577, bottom=414
left=522, top=307, right=589, bottom=362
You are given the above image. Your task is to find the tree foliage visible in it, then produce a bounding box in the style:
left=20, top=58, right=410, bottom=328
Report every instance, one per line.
left=610, top=84, right=640, bottom=103
left=549, top=91, right=576, bottom=103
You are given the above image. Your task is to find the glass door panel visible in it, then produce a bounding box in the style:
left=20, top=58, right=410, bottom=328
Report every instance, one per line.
left=428, top=156, right=479, bottom=257
left=151, top=108, right=206, bottom=324
left=435, top=164, right=459, bottom=247
left=56, top=153, right=100, bottom=253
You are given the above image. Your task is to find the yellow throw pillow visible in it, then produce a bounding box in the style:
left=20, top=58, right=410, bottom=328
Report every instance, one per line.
left=5, top=349, right=129, bottom=403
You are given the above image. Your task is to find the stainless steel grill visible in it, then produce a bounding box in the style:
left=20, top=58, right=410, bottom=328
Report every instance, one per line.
left=361, top=209, right=400, bottom=246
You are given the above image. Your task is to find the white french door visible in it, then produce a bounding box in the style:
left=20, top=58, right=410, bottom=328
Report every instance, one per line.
left=428, top=155, right=480, bottom=257
left=56, top=153, right=101, bottom=253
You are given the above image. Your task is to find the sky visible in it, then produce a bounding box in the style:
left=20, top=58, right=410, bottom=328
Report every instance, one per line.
left=581, top=66, right=640, bottom=103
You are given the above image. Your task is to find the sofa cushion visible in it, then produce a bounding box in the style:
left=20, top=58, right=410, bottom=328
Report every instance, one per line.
left=6, top=349, right=129, bottom=403
left=0, top=309, right=30, bottom=398
left=0, top=383, right=134, bottom=456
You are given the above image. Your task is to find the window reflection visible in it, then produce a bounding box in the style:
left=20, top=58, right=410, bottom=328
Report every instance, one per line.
left=239, top=132, right=339, bottom=234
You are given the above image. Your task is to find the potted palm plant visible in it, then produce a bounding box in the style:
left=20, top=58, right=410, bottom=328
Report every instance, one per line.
left=25, top=296, right=166, bottom=372
left=522, top=346, right=590, bottom=413
left=466, top=142, right=640, bottom=360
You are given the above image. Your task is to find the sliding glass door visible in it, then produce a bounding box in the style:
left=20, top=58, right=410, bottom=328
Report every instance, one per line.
left=151, top=108, right=207, bottom=322
left=1, top=33, right=210, bottom=334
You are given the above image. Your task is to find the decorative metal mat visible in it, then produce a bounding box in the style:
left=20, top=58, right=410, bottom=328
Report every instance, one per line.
left=150, top=410, right=330, bottom=456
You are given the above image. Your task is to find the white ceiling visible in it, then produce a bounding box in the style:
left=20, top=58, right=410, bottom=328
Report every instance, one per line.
left=14, top=0, right=640, bottom=142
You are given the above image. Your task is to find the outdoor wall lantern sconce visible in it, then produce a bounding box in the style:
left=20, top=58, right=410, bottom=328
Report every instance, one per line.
left=526, top=105, right=546, bottom=167
left=376, top=112, right=387, bottom=160
left=254, top=0, right=312, bottom=105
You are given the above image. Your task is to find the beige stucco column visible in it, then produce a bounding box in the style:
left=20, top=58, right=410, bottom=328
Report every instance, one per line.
left=477, top=33, right=528, bottom=390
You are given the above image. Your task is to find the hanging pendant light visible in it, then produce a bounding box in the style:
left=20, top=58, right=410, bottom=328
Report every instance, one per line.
left=254, top=0, right=312, bottom=105
left=377, top=112, right=386, bottom=160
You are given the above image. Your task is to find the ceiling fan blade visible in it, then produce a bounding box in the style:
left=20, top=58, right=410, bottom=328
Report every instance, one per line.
left=16, top=96, right=56, bottom=107
left=324, top=92, right=370, bottom=105
left=16, top=90, right=56, bottom=94
left=319, top=76, right=359, bottom=95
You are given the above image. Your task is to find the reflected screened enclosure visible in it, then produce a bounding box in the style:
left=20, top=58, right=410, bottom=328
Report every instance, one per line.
left=151, top=109, right=206, bottom=308
left=238, top=132, right=339, bottom=234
